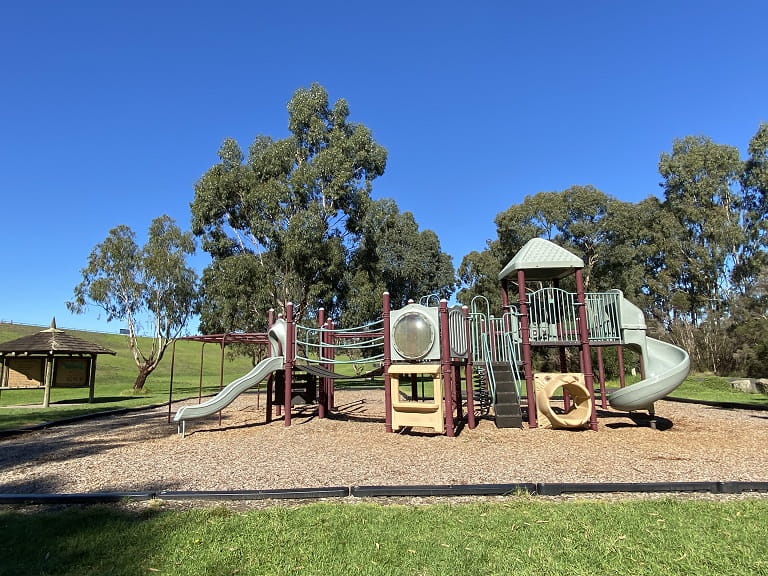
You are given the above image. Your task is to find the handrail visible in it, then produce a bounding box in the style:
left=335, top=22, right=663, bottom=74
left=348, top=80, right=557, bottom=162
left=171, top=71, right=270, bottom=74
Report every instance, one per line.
left=469, top=309, right=523, bottom=405
left=294, top=318, right=385, bottom=365
left=481, top=333, right=497, bottom=405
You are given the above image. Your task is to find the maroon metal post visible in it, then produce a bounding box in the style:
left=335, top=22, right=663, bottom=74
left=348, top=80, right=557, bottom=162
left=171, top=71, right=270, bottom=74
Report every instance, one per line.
left=517, top=270, right=536, bottom=428
left=198, top=342, right=206, bottom=403
left=266, top=308, right=275, bottom=423
left=284, top=302, right=295, bottom=427
left=453, top=364, right=463, bottom=424
left=327, top=319, right=336, bottom=410
left=463, top=305, right=476, bottom=429
left=383, top=292, right=393, bottom=432
left=596, top=347, right=607, bottom=408
left=318, top=308, right=327, bottom=419
left=218, top=337, right=226, bottom=427
left=617, top=346, right=626, bottom=387
left=574, top=270, right=598, bottom=431
left=439, top=300, right=455, bottom=437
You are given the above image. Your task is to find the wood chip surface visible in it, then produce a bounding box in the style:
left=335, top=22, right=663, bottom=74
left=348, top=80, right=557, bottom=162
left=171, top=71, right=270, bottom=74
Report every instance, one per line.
left=1, top=389, right=767, bottom=496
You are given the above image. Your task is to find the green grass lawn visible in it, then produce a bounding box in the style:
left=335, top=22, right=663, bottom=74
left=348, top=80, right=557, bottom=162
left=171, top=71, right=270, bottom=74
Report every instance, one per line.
left=667, top=373, right=768, bottom=406
left=1, top=499, right=766, bottom=576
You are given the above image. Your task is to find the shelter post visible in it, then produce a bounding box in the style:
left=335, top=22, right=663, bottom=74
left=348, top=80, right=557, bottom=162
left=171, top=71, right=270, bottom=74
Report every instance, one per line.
left=42, top=356, right=53, bottom=408
left=88, top=356, right=96, bottom=402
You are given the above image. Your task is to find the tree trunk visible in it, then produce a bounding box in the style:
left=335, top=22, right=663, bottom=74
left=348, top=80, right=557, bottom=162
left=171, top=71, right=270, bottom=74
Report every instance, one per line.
left=133, top=364, right=153, bottom=390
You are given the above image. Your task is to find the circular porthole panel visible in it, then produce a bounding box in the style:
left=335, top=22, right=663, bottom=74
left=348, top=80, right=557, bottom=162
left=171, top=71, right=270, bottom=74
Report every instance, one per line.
left=392, top=310, right=436, bottom=360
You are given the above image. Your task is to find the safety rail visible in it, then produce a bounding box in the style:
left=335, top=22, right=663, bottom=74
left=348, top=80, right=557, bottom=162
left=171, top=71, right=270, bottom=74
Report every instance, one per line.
left=526, top=287, right=578, bottom=343
left=470, top=311, right=521, bottom=364
left=469, top=308, right=524, bottom=404
left=295, top=318, right=385, bottom=365
left=585, top=291, right=622, bottom=343
left=526, top=287, right=623, bottom=344
left=479, top=333, right=497, bottom=404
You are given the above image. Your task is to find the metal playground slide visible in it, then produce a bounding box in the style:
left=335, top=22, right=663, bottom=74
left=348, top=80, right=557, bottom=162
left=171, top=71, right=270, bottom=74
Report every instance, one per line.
left=607, top=336, right=690, bottom=412
left=174, top=355, right=285, bottom=431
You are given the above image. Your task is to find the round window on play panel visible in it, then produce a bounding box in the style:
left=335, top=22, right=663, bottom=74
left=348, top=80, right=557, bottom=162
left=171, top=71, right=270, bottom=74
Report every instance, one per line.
left=392, top=311, right=436, bottom=361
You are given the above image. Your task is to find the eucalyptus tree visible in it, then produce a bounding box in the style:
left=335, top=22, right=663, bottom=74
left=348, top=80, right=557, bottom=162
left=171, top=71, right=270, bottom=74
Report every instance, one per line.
left=492, top=186, right=616, bottom=290
left=738, top=122, right=768, bottom=290
left=659, top=135, right=744, bottom=324
left=456, top=243, right=504, bottom=313
left=191, top=84, right=387, bottom=327
left=557, top=185, right=616, bottom=290
left=494, top=190, right=565, bottom=261
left=343, top=198, right=456, bottom=326
left=598, top=197, right=687, bottom=326
left=68, top=216, right=199, bottom=390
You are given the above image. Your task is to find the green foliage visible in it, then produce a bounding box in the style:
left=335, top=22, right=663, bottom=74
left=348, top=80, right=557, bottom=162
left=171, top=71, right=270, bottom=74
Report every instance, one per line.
left=489, top=186, right=619, bottom=291
left=192, top=83, right=388, bottom=327
left=68, top=216, right=199, bottom=389
left=456, top=247, right=503, bottom=312
left=1, top=500, right=768, bottom=575
left=730, top=317, right=768, bottom=377
left=344, top=199, right=456, bottom=325
left=659, top=135, right=746, bottom=324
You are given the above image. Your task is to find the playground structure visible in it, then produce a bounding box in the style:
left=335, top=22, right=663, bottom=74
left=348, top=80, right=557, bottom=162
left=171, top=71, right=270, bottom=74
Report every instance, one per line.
left=173, top=238, right=690, bottom=436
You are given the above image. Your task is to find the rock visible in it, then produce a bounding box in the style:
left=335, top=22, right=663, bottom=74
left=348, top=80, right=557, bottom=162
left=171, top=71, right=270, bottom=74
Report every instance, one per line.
left=756, top=379, right=768, bottom=394
left=730, top=378, right=762, bottom=394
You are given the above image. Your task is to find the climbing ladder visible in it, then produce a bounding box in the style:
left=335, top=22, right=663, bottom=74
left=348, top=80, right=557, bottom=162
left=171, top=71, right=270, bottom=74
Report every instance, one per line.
left=490, top=362, right=523, bottom=428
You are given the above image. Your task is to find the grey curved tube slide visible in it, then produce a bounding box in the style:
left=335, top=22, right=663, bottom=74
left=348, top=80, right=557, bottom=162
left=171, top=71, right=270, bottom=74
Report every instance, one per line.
left=174, top=355, right=285, bottom=423
left=607, top=337, right=690, bottom=411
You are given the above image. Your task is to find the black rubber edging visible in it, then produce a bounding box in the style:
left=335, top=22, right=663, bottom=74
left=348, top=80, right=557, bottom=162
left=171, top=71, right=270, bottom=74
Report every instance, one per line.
left=535, top=481, right=768, bottom=496
left=3, top=482, right=768, bottom=506
left=0, top=492, right=155, bottom=505
left=717, top=481, right=768, bottom=494
left=352, top=483, right=537, bottom=498
left=159, top=487, right=352, bottom=501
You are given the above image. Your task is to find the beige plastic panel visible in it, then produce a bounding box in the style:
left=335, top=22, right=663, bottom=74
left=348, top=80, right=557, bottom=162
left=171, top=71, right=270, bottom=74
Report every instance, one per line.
left=534, top=372, right=591, bottom=429
left=388, top=364, right=444, bottom=434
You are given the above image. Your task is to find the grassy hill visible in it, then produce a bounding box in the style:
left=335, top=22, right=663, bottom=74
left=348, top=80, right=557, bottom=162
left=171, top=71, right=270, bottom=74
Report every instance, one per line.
left=0, top=322, right=256, bottom=430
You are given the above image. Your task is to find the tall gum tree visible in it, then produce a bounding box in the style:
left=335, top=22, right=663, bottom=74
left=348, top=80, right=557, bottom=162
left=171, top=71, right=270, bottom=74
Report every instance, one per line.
left=659, top=135, right=744, bottom=324
left=68, top=216, right=199, bottom=390
left=191, top=84, right=387, bottom=327
left=344, top=198, right=456, bottom=326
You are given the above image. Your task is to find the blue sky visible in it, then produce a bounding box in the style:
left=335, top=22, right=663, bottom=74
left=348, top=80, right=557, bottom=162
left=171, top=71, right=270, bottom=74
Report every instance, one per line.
left=1, top=1, right=766, bottom=333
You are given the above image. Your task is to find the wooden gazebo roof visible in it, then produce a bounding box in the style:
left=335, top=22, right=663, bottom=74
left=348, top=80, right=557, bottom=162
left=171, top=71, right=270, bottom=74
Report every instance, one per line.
left=0, top=319, right=116, bottom=357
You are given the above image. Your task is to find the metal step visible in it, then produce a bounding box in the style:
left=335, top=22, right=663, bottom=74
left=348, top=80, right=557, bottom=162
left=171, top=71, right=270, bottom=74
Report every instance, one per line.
left=490, top=362, right=523, bottom=428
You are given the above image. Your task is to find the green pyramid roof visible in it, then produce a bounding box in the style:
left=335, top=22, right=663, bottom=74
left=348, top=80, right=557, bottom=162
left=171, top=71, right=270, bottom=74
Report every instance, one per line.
left=498, top=238, right=584, bottom=282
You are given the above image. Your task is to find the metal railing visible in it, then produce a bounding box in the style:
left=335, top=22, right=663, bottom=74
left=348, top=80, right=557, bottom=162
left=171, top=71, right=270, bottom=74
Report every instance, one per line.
left=469, top=309, right=524, bottom=403
left=295, top=318, right=385, bottom=365
left=584, top=291, right=622, bottom=342
left=526, top=287, right=579, bottom=343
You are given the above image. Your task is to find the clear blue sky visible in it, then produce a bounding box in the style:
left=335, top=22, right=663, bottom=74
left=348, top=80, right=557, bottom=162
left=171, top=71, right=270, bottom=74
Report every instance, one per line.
left=1, top=1, right=766, bottom=333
